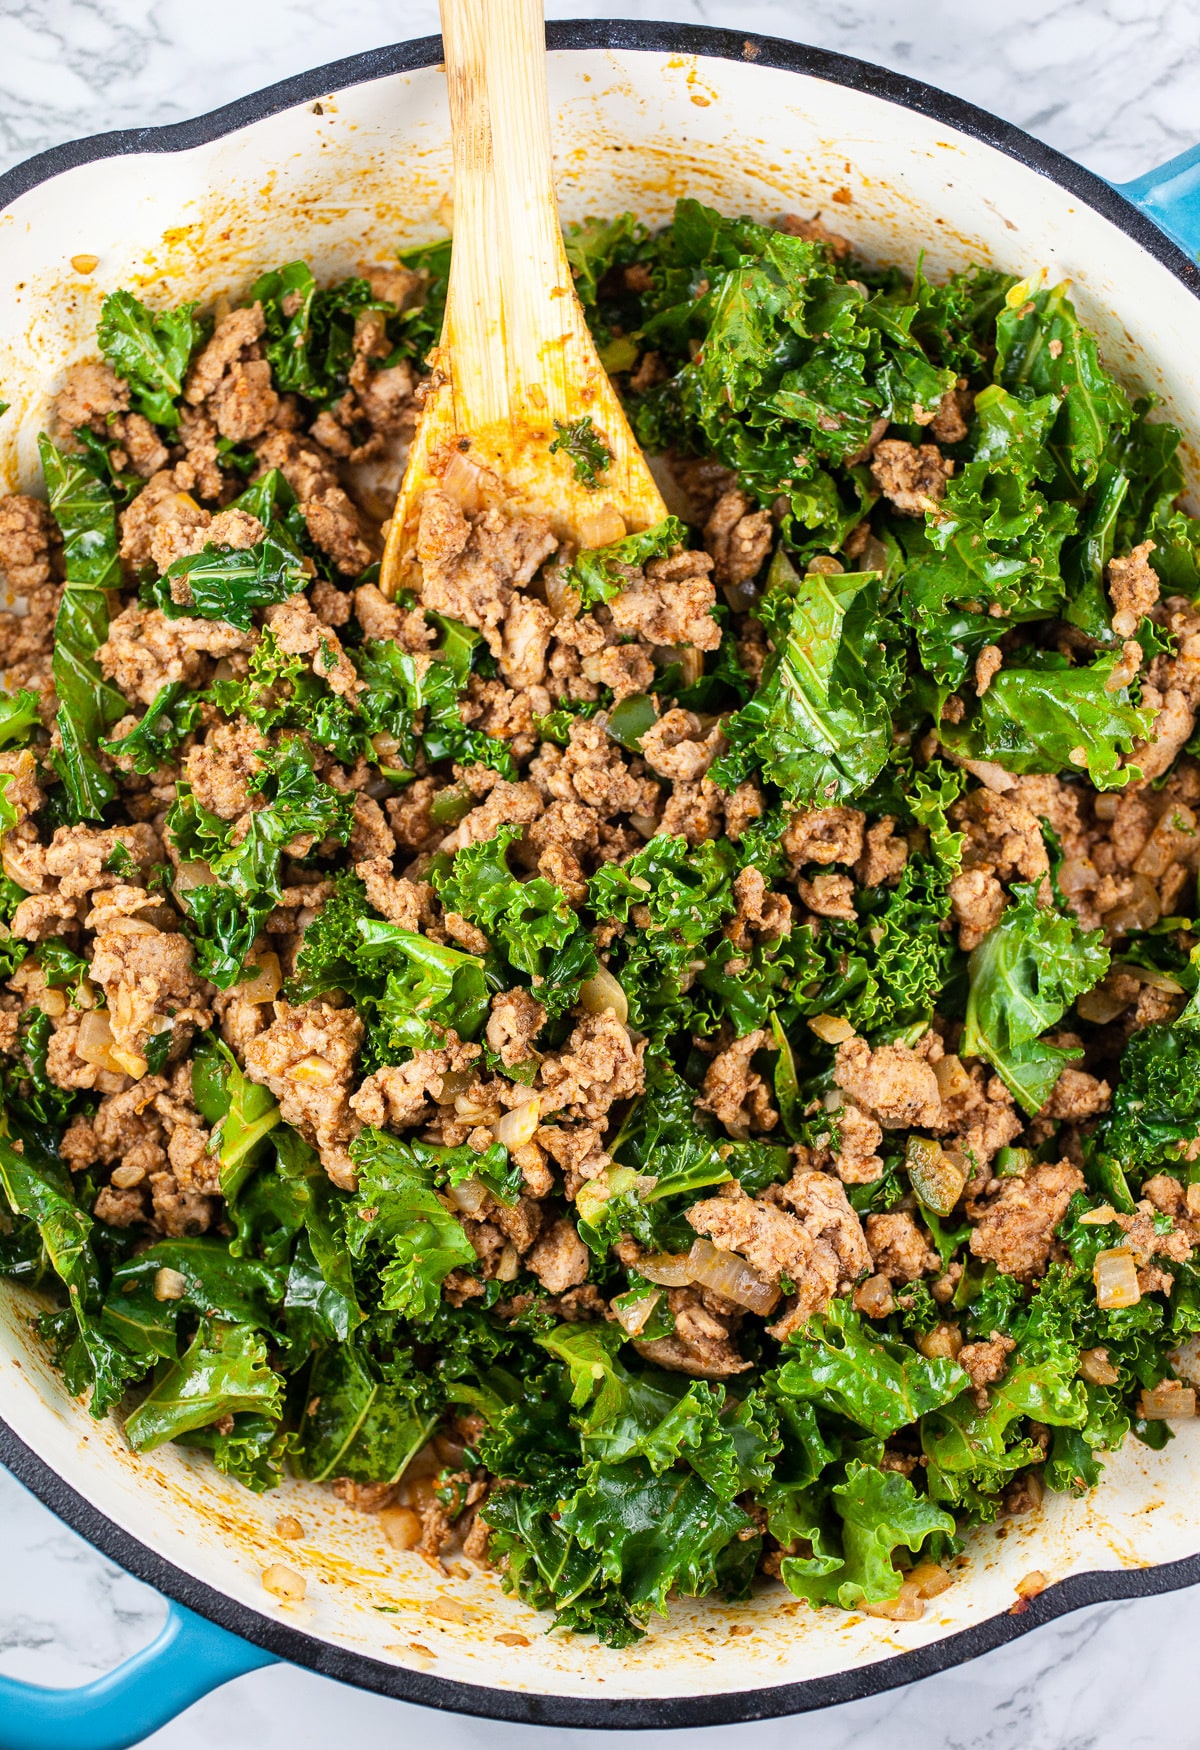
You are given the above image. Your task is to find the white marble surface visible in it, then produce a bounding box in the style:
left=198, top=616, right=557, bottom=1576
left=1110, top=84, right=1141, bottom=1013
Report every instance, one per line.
left=2, top=0, right=1200, bottom=1745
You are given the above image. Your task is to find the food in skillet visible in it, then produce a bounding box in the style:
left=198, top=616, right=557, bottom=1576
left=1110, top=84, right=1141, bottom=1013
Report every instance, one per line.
left=2, top=201, right=1200, bottom=1644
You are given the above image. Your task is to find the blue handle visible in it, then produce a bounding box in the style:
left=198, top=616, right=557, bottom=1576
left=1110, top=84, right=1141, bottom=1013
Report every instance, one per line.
left=1115, top=142, right=1200, bottom=261
left=0, top=1600, right=276, bottom=1750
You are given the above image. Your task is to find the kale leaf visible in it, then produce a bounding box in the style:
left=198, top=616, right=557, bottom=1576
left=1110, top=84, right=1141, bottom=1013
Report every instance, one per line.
left=97, top=289, right=207, bottom=428
left=961, top=884, right=1109, bottom=1114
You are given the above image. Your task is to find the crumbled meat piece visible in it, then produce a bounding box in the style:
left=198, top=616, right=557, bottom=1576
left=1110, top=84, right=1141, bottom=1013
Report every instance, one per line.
left=302, top=488, right=375, bottom=576
left=354, top=858, right=426, bottom=928
left=796, top=872, right=857, bottom=919
left=0, top=495, right=53, bottom=591
left=348, top=793, right=395, bottom=864
left=525, top=1217, right=589, bottom=1294
left=782, top=806, right=865, bottom=872
left=953, top=787, right=1050, bottom=885
left=499, top=594, right=554, bottom=691
left=969, top=1159, right=1086, bottom=1281
left=94, top=1185, right=148, bottom=1227
left=211, top=358, right=279, bottom=443
left=176, top=407, right=225, bottom=501
left=580, top=640, right=656, bottom=702
left=386, top=777, right=440, bottom=852
left=639, top=708, right=724, bottom=782
left=98, top=602, right=253, bottom=705
left=1107, top=541, right=1159, bottom=639
left=353, top=582, right=432, bottom=651
left=416, top=490, right=556, bottom=652
left=703, top=488, right=773, bottom=587
left=52, top=361, right=129, bottom=436
left=696, top=1029, right=777, bottom=1137
left=927, top=385, right=973, bottom=444
left=725, top=864, right=792, bottom=950
left=834, top=1035, right=942, bottom=1129
left=184, top=303, right=265, bottom=405
left=777, top=211, right=854, bottom=258
left=244, top=1001, right=364, bottom=1187
left=656, top=777, right=724, bottom=845
left=723, top=779, right=765, bottom=844
left=1130, top=683, right=1194, bottom=785
left=974, top=643, right=1004, bottom=696
left=443, top=778, right=544, bottom=852
left=119, top=469, right=212, bottom=576
left=254, top=428, right=338, bottom=501
left=45, top=823, right=161, bottom=900
left=831, top=1102, right=884, bottom=1184
left=184, top=721, right=268, bottom=821
left=349, top=1035, right=480, bottom=1131
left=949, top=867, right=1007, bottom=951
left=538, top=1012, right=645, bottom=1123
left=958, top=1333, right=1016, bottom=1407
left=1039, top=1068, right=1111, bottom=1119
left=870, top=440, right=954, bottom=515
left=486, top=988, right=546, bottom=1067
left=528, top=716, right=657, bottom=820
left=767, top=1173, right=871, bottom=1339
left=634, top=1285, right=750, bottom=1377
left=90, top=923, right=212, bottom=1067
left=607, top=548, right=721, bottom=651
left=930, top=1066, right=1023, bottom=1170
left=263, top=594, right=360, bottom=699
left=855, top=816, right=908, bottom=888
left=865, top=1212, right=939, bottom=1282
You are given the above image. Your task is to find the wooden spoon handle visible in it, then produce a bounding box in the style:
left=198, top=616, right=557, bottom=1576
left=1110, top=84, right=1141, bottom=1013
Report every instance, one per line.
left=440, top=0, right=576, bottom=432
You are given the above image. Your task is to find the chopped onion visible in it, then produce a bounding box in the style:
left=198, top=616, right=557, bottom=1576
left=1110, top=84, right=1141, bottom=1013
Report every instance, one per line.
left=446, top=1176, right=489, bottom=1216
left=494, top=1242, right=520, bottom=1282
left=379, top=1506, right=422, bottom=1551
left=543, top=562, right=581, bottom=620
left=916, top=1322, right=963, bottom=1361
left=290, top=1054, right=337, bottom=1086
left=577, top=503, right=626, bottom=549
left=1076, top=984, right=1130, bottom=1025
left=863, top=1580, right=924, bottom=1622
left=932, top=1054, right=970, bottom=1101
left=239, top=951, right=282, bottom=1004
left=172, top=859, right=215, bottom=893
left=906, top=1135, right=968, bottom=1218
left=153, top=1267, right=187, bottom=1302
left=614, top=1288, right=662, bottom=1336
left=1140, top=1381, right=1196, bottom=1420
left=1058, top=855, right=1098, bottom=897
left=853, top=1273, right=895, bottom=1319
left=1115, top=963, right=1185, bottom=994
left=908, top=1562, right=953, bottom=1600
left=638, top=1251, right=694, bottom=1288
left=1093, top=1246, right=1141, bottom=1310
left=95, top=915, right=158, bottom=937
left=1093, top=794, right=1120, bottom=821
left=495, top=1099, right=541, bottom=1148
left=1102, top=874, right=1161, bottom=936
left=440, top=448, right=487, bottom=511
left=75, top=1009, right=120, bottom=1072
left=686, top=1237, right=779, bottom=1315
left=578, top=966, right=628, bottom=1025
left=1078, top=1204, right=1117, bottom=1226
left=1134, top=804, right=1196, bottom=879
left=261, top=1564, right=306, bottom=1604
left=808, top=1013, right=853, bottom=1045
left=1079, top=1346, right=1119, bottom=1386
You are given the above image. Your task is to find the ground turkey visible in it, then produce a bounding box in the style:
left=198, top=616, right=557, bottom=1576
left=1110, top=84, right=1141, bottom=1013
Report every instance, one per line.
left=968, top=1159, right=1085, bottom=1281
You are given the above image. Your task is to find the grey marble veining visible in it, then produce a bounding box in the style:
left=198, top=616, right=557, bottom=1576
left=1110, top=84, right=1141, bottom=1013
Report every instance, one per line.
left=1, top=0, right=1199, bottom=1745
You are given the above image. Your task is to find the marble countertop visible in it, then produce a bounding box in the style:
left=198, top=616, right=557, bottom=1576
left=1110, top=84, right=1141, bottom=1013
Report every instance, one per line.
left=1, top=1, right=1199, bottom=1746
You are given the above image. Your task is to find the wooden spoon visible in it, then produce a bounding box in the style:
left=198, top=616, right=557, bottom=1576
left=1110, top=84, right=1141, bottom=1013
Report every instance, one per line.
left=379, top=0, right=667, bottom=598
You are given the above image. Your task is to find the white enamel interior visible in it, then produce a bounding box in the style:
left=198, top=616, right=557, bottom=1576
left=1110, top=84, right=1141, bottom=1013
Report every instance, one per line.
left=1, top=43, right=1199, bottom=1706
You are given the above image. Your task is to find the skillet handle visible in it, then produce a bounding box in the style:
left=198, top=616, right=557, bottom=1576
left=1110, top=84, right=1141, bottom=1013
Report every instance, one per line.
left=0, top=1600, right=276, bottom=1750
left=1115, top=143, right=1200, bottom=259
